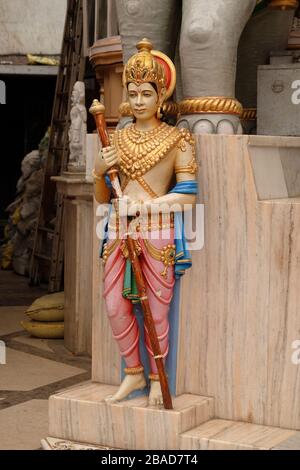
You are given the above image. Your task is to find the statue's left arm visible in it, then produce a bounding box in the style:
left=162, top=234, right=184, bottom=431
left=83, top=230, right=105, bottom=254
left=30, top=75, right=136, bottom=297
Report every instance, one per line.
left=143, top=132, right=197, bottom=211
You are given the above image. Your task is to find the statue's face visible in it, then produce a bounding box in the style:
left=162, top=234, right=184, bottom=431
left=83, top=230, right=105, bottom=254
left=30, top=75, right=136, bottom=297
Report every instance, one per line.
left=72, top=88, right=80, bottom=104
left=127, top=82, right=159, bottom=121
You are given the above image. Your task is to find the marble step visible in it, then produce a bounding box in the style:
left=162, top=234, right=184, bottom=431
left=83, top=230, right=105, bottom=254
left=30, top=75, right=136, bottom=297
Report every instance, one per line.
left=180, top=419, right=299, bottom=450
left=49, top=381, right=214, bottom=450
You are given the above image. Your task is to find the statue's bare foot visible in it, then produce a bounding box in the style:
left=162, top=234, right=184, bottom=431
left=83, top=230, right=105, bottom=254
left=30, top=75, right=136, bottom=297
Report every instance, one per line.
left=105, top=373, right=146, bottom=404
left=148, top=380, right=163, bottom=407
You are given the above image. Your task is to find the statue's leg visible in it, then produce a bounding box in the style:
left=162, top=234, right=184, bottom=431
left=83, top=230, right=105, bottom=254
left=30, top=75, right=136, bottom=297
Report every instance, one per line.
left=178, top=0, right=256, bottom=134
left=139, top=230, right=176, bottom=405
left=103, top=240, right=146, bottom=402
left=103, top=241, right=141, bottom=369
left=144, top=294, right=170, bottom=375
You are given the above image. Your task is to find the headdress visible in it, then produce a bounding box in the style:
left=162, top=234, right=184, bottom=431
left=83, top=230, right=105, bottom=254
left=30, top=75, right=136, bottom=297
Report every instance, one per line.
left=122, top=38, right=176, bottom=100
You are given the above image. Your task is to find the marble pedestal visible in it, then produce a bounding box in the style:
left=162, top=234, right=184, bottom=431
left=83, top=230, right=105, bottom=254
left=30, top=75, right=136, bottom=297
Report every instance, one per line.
left=48, top=135, right=300, bottom=449
left=52, top=173, right=93, bottom=356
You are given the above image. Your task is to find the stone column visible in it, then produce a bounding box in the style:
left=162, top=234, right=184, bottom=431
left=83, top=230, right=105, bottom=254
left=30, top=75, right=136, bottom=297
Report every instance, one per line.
left=52, top=174, right=93, bottom=356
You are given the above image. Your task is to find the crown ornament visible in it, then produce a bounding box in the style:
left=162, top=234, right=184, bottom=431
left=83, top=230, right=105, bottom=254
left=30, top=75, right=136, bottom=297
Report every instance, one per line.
left=123, top=38, right=176, bottom=100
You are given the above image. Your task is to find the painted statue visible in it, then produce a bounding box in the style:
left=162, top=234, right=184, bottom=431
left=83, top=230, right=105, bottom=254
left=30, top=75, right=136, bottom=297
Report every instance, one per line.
left=68, top=81, right=87, bottom=170
left=93, top=39, right=198, bottom=405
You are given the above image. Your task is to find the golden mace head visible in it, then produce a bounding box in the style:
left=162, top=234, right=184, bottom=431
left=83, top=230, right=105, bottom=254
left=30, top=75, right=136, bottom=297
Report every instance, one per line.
left=89, top=99, right=105, bottom=116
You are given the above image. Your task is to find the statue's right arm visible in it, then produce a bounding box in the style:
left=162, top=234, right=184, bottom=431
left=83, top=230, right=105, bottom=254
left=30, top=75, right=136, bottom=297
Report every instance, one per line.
left=93, top=138, right=119, bottom=204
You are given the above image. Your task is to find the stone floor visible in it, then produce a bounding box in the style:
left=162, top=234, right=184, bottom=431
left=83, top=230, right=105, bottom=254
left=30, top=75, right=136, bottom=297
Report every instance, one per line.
left=0, top=270, right=91, bottom=450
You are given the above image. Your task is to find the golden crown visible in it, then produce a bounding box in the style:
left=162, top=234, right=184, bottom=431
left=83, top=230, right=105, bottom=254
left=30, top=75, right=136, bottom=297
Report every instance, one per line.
left=123, top=38, right=166, bottom=95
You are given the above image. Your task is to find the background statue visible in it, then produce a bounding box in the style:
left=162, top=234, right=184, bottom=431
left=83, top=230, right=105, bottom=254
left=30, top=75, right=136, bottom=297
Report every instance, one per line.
left=68, top=81, right=87, bottom=171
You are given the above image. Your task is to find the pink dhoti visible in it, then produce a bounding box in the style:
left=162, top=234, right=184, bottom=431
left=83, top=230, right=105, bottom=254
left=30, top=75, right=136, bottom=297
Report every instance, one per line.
left=103, top=218, right=175, bottom=377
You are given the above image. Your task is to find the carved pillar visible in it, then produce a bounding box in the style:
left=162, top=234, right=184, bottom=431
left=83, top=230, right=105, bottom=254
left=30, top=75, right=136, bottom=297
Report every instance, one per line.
left=89, top=36, right=123, bottom=132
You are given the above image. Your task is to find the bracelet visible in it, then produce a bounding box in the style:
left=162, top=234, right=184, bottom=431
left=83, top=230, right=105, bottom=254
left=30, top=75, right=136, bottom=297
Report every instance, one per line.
left=92, top=169, right=103, bottom=181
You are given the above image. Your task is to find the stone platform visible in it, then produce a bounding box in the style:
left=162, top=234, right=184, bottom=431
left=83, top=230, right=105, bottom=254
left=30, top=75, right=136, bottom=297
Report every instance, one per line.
left=48, top=381, right=300, bottom=450
left=49, top=381, right=214, bottom=450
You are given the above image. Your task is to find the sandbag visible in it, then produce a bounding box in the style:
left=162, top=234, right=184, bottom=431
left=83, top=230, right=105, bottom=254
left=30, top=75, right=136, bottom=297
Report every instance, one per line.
left=25, top=291, right=64, bottom=322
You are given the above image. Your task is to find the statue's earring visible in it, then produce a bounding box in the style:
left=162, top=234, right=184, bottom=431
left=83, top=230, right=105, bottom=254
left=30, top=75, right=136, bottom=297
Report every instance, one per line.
left=157, top=105, right=163, bottom=120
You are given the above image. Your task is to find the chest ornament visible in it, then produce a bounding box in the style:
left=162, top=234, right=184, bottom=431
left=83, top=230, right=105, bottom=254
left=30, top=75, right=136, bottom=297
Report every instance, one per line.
left=116, top=123, right=190, bottom=179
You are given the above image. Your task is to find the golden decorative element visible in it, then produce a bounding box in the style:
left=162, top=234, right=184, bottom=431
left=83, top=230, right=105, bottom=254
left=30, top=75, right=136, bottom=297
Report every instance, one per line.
left=123, top=39, right=166, bottom=96
left=157, top=105, right=163, bottom=120
left=89, top=99, right=105, bottom=116
left=116, top=123, right=192, bottom=180
left=136, top=176, right=159, bottom=198
left=120, top=239, right=142, bottom=259
left=119, top=101, right=133, bottom=117
left=109, top=221, right=175, bottom=233
left=107, top=211, right=175, bottom=237
left=241, top=108, right=257, bottom=121
left=268, top=0, right=298, bottom=9
left=179, top=97, right=243, bottom=116
left=124, top=365, right=144, bottom=375
left=143, top=239, right=176, bottom=278
left=102, top=239, right=120, bottom=264
left=149, top=373, right=160, bottom=381
left=162, top=101, right=179, bottom=117
left=123, top=38, right=176, bottom=100
left=119, top=101, right=179, bottom=118
left=175, top=157, right=198, bottom=175
left=176, top=131, right=198, bottom=175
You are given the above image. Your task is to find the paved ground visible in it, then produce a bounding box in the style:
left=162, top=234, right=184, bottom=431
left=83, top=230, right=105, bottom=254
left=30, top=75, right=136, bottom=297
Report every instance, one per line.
left=0, top=269, right=46, bottom=306
left=0, top=270, right=91, bottom=450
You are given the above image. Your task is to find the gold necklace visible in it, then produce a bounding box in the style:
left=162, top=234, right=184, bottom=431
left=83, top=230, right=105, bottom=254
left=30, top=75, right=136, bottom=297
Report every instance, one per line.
left=116, top=122, right=184, bottom=179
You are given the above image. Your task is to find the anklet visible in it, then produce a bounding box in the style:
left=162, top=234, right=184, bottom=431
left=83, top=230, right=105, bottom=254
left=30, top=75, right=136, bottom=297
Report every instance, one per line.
left=124, top=365, right=144, bottom=375
left=149, top=373, right=160, bottom=381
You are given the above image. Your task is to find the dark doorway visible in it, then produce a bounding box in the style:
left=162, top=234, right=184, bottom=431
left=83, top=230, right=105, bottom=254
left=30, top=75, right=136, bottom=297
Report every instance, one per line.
left=0, top=74, right=56, bottom=222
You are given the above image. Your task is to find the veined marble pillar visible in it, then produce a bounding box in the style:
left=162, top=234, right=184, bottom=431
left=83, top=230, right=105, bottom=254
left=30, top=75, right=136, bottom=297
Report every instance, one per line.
left=52, top=173, right=93, bottom=356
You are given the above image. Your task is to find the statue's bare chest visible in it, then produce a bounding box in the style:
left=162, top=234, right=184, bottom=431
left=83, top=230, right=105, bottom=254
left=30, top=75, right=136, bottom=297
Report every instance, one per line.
left=120, top=148, right=177, bottom=200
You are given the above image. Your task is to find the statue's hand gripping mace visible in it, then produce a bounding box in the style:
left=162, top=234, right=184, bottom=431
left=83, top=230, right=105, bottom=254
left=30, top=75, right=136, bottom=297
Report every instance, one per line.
left=89, top=99, right=173, bottom=410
